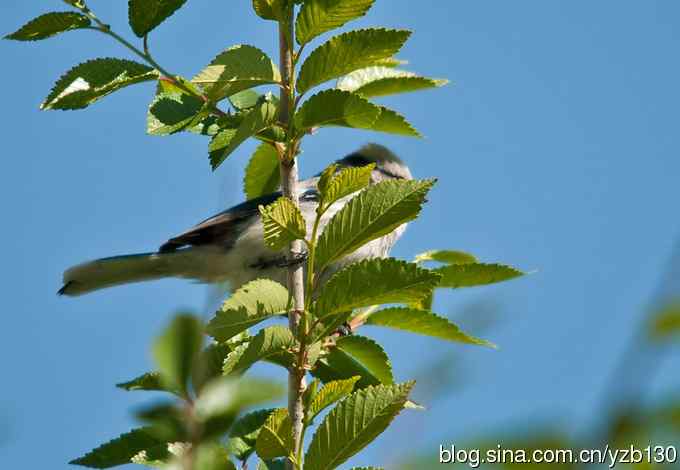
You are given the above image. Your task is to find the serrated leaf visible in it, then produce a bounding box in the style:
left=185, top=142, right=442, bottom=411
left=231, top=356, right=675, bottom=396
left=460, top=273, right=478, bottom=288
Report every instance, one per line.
left=317, top=164, right=338, bottom=197
left=42, top=58, right=157, bottom=110
left=230, top=89, right=262, bottom=110
left=365, top=308, right=495, bottom=348
left=128, top=0, right=188, bottom=37
left=304, top=382, right=414, bottom=470
left=297, top=28, right=411, bottom=94
left=193, top=45, right=281, bottom=101
left=227, top=409, right=276, bottom=461
left=435, top=263, right=524, bottom=288
left=255, top=408, right=294, bottom=461
left=244, top=144, right=281, bottom=200
left=116, top=372, right=167, bottom=393
left=223, top=326, right=296, bottom=375
left=207, top=279, right=289, bottom=342
left=414, top=250, right=478, bottom=265
left=370, top=105, right=421, bottom=137
left=147, top=79, right=206, bottom=135
left=315, top=258, right=440, bottom=317
left=307, top=376, right=360, bottom=423
left=209, top=96, right=278, bottom=170
left=319, top=164, right=374, bottom=213
left=70, top=427, right=169, bottom=468
left=296, top=0, right=375, bottom=46
left=294, top=89, right=381, bottom=133
left=153, top=313, right=203, bottom=396
left=315, top=179, right=435, bottom=270
left=312, top=336, right=392, bottom=389
left=337, top=66, right=447, bottom=98
left=5, top=12, right=90, bottom=41
left=259, top=197, right=307, bottom=250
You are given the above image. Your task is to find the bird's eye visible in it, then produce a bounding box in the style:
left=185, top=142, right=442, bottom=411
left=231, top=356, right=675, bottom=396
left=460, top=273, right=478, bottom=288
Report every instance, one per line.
left=300, top=189, right=320, bottom=202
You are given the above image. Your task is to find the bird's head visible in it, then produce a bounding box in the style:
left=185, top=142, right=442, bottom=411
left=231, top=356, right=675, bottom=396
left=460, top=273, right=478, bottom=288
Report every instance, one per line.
left=335, top=143, right=412, bottom=183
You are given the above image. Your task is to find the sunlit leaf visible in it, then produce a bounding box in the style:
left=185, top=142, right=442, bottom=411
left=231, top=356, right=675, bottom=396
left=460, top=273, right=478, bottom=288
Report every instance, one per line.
left=307, top=376, right=360, bottom=423
left=223, top=326, right=296, bottom=375
left=435, top=263, right=524, bottom=288
left=255, top=408, right=294, bottom=461
left=414, top=250, right=478, bottom=265
left=296, top=0, right=375, bottom=46
left=294, top=89, right=381, bottom=132
left=4, top=12, right=90, bottom=41
left=337, top=66, right=447, bottom=98
left=227, top=409, right=276, bottom=461
left=318, top=164, right=374, bottom=213
left=259, top=197, right=307, bottom=250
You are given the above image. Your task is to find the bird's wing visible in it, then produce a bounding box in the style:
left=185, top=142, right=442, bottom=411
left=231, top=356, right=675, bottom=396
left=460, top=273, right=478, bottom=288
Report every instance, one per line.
left=159, top=192, right=281, bottom=252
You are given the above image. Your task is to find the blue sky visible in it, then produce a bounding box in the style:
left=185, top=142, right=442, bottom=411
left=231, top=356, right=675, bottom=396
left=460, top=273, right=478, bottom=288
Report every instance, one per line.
left=2, top=1, right=680, bottom=468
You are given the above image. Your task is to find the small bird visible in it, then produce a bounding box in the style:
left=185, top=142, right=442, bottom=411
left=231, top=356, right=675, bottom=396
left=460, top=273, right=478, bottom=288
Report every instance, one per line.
left=58, top=144, right=413, bottom=297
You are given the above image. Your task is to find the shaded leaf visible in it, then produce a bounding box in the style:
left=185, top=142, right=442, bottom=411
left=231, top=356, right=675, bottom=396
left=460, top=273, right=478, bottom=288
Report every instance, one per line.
left=230, top=89, right=262, bottom=110
left=414, top=249, right=478, bottom=265
left=207, top=279, right=289, bottom=342
left=304, top=382, right=414, bottom=470
left=194, top=443, right=237, bottom=470
left=209, top=96, right=278, bottom=170
left=42, top=58, right=157, bottom=110
left=650, top=301, right=680, bottom=340
left=244, top=143, right=281, bottom=200
left=365, top=308, right=495, bottom=348
left=147, top=79, right=206, bottom=135
left=296, top=0, right=375, bottom=46
left=435, top=263, right=524, bottom=288
left=152, top=313, right=203, bottom=396
left=252, top=0, right=287, bottom=21
left=69, top=427, right=168, bottom=468
left=312, top=336, right=392, bottom=389
left=315, top=179, right=435, bottom=270
left=307, top=376, right=360, bottom=423
left=297, top=28, right=411, bottom=94
left=5, top=12, right=90, bottom=41
left=128, top=0, right=189, bottom=37
left=259, top=197, right=307, bottom=250
left=227, top=409, right=276, bottom=461
left=258, top=460, right=287, bottom=470
left=223, top=326, right=296, bottom=375
left=315, top=258, right=441, bottom=317
left=337, top=66, right=447, bottom=98
left=193, top=45, right=280, bottom=101
left=294, top=89, right=381, bottom=132
left=192, top=343, right=234, bottom=394
left=255, top=408, right=294, bottom=461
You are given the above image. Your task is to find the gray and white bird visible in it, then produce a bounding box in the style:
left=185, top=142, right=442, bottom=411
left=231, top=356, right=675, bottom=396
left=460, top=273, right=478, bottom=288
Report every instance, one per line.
left=58, top=144, right=413, bottom=297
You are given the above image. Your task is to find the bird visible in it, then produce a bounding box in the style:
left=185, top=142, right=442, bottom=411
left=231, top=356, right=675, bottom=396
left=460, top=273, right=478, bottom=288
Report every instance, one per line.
left=58, top=144, right=413, bottom=297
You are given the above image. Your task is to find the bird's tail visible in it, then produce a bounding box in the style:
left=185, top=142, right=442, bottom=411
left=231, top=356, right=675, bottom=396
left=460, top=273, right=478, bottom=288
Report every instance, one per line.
left=58, top=251, right=202, bottom=296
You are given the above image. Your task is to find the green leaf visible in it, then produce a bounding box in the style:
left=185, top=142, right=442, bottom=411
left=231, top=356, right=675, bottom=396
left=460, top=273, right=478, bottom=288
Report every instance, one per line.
left=116, top=372, right=167, bottom=393
left=41, top=58, right=157, bottom=110
left=152, top=313, right=203, bottom=396
left=365, top=308, right=495, bottom=348
left=223, top=326, right=296, bottom=375
left=307, top=376, right=360, bottom=423
left=435, top=263, right=525, bottom=288
left=244, top=144, right=281, bottom=200
left=259, top=197, right=307, bottom=250
left=370, top=105, right=421, bottom=137
left=207, top=279, right=289, bottom=342
left=315, top=258, right=440, bottom=317
left=147, top=79, right=206, bottom=135
left=252, top=0, right=287, bottom=21
left=315, top=179, right=435, bottom=270
left=70, top=427, right=169, bottom=468
left=337, top=66, right=447, bottom=98
left=192, top=343, right=234, bottom=394
left=227, top=409, right=276, bottom=461
left=304, top=382, right=414, bottom=470
left=5, top=12, right=90, bottom=41
left=255, top=408, right=294, bottom=461
left=296, top=0, right=375, bottom=46
left=209, top=95, right=278, bottom=170
left=650, top=302, right=680, bottom=340
left=193, top=45, right=281, bottom=101
left=414, top=249, right=478, bottom=265
left=318, top=163, right=374, bottom=213
left=312, top=336, right=392, bottom=389
left=294, top=89, right=381, bottom=132
left=194, top=444, right=237, bottom=470
left=297, top=28, right=411, bottom=94
left=317, top=164, right=338, bottom=197
left=128, top=0, right=189, bottom=37
left=258, top=460, right=287, bottom=470
left=230, top=89, right=263, bottom=110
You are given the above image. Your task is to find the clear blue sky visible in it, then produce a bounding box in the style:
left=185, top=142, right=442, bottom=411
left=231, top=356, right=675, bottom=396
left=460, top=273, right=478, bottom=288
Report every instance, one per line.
left=2, top=1, right=680, bottom=468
